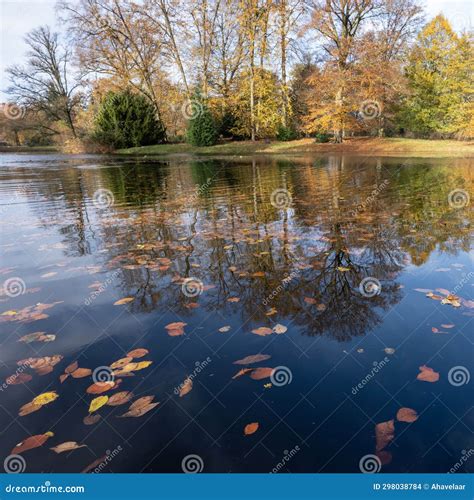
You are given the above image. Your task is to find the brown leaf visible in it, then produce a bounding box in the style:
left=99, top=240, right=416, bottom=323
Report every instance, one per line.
left=234, top=354, right=271, bottom=365
left=119, top=402, right=159, bottom=418
left=250, top=367, right=274, bottom=380
left=232, top=368, right=253, bottom=379
left=304, top=297, right=317, bottom=304
left=375, top=419, right=395, bottom=452
left=59, top=374, right=69, bottom=384
left=179, top=378, right=193, bottom=397
left=107, top=391, right=134, bottom=406
left=129, top=396, right=155, bottom=411
left=71, top=368, right=92, bottom=379
left=18, top=402, right=42, bottom=416
left=11, top=432, right=54, bottom=454
left=417, top=365, right=439, bottom=383
left=50, top=441, right=86, bottom=454
left=273, top=324, right=287, bottom=334
left=86, top=381, right=115, bottom=394
left=376, top=450, right=392, bottom=466
left=7, top=373, right=32, bottom=385
left=244, top=422, right=259, bottom=435
left=251, top=327, right=273, bottom=336
left=110, top=357, right=132, bottom=369
left=396, top=407, right=418, bottom=423
left=83, top=414, right=101, bottom=426
left=127, top=348, right=149, bottom=358
left=82, top=454, right=107, bottom=473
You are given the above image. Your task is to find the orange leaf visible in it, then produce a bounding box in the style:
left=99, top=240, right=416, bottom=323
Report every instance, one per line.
left=251, top=327, right=273, bottom=336
left=244, top=422, right=259, bottom=435
left=11, top=432, right=54, bottom=454
left=375, top=419, right=394, bottom=452
left=417, top=365, right=439, bottom=383
left=234, top=354, right=271, bottom=365
left=396, top=407, right=418, bottom=423
left=179, top=378, right=193, bottom=397
left=71, top=368, right=92, bottom=379
left=250, top=367, right=274, bottom=380
left=114, top=297, right=134, bottom=306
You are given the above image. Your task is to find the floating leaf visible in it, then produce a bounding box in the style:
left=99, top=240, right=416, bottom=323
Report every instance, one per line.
left=251, top=327, right=273, bottom=336
left=65, top=361, right=79, bottom=374
left=11, top=431, right=54, bottom=454
left=441, top=324, right=455, bottom=329
left=19, top=402, right=42, bottom=416
left=71, top=368, right=92, bottom=378
left=227, top=297, right=240, bottom=303
left=304, top=297, right=317, bottom=304
left=179, top=378, right=193, bottom=397
left=110, top=357, right=133, bottom=369
left=89, top=396, right=109, bottom=413
left=114, top=297, right=134, bottom=305
left=244, top=422, right=259, bottom=435
left=18, top=332, right=56, bottom=343
left=7, top=373, right=32, bottom=385
left=50, top=441, right=87, bottom=454
left=337, top=266, right=350, bottom=272
left=273, top=324, right=287, bottom=334
left=127, top=348, right=149, bottom=358
left=165, top=322, right=187, bottom=336
left=396, top=407, right=418, bottom=423
left=234, top=354, right=271, bottom=365
left=107, top=391, right=134, bottom=406
left=417, top=365, right=439, bottom=383
left=375, top=419, right=395, bottom=452
left=119, top=402, right=159, bottom=418
left=250, top=367, right=274, bottom=380
left=232, top=368, right=253, bottom=379
left=129, top=396, right=155, bottom=411
left=219, top=325, right=231, bottom=333
left=384, top=347, right=395, bottom=355
left=32, top=391, right=59, bottom=406
left=87, top=381, right=115, bottom=394
left=83, top=414, right=101, bottom=426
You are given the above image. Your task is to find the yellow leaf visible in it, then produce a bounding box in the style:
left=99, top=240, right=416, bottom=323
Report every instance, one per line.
left=114, top=297, right=134, bottom=306
left=32, top=391, right=59, bottom=406
left=89, top=395, right=109, bottom=413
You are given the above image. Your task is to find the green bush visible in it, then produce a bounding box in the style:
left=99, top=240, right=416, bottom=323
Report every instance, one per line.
left=276, top=124, right=298, bottom=141
left=314, top=132, right=331, bottom=143
left=186, top=91, right=218, bottom=147
left=94, top=89, right=166, bottom=149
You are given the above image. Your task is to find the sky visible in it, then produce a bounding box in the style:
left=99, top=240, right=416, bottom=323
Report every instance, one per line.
left=1, top=0, right=473, bottom=100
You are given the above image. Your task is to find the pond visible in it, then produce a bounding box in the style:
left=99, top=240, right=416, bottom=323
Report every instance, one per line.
left=0, top=153, right=472, bottom=474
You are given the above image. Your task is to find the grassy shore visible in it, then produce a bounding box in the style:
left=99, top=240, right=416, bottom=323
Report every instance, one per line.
left=116, top=137, right=474, bottom=158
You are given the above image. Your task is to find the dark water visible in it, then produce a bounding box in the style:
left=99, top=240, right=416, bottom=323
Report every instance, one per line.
left=0, top=153, right=472, bottom=474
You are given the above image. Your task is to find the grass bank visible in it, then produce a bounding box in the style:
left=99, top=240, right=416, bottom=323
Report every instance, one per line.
left=116, top=137, right=474, bottom=159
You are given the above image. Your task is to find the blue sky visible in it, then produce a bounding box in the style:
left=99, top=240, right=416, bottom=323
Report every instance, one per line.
left=1, top=0, right=473, bottom=100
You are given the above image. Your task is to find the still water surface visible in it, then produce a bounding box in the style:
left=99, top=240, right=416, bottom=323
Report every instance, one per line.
left=0, top=153, right=472, bottom=473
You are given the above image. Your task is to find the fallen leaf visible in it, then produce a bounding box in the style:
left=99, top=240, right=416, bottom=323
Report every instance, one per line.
left=107, top=391, right=134, bottom=406
left=375, top=419, right=395, bottom=452
left=127, top=348, right=149, bottom=358
left=114, top=297, right=134, bottom=305
left=32, top=391, right=59, bottom=406
left=417, top=365, right=439, bottom=382
left=110, top=357, right=133, bottom=369
left=89, top=396, right=109, bottom=413
left=384, top=348, right=395, bottom=355
left=11, top=432, right=54, bottom=454
left=71, top=368, right=92, bottom=379
left=7, top=373, right=32, bottom=385
left=304, top=297, right=317, bottom=304
left=227, top=297, right=240, bottom=303
left=218, top=325, right=231, bottom=333
left=82, top=454, right=107, bottom=473
left=232, top=368, right=253, bottom=379
left=65, top=361, right=79, bottom=374
left=273, top=324, right=287, bottom=334
left=234, top=354, right=271, bottom=365
left=396, top=407, right=418, bottom=423
left=119, top=402, right=159, bottom=418
left=244, top=422, right=259, bottom=435
left=50, top=441, right=86, bottom=454
left=86, top=381, right=115, bottom=394
left=376, top=450, right=392, bottom=466
left=179, top=378, right=193, bottom=397
left=18, top=402, right=42, bottom=416
left=250, top=367, right=274, bottom=380
left=83, top=414, right=101, bottom=426
left=129, top=396, right=155, bottom=411
left=251, top=327, right=273, bottom=336
left=441, top=324, right=455, bottom=329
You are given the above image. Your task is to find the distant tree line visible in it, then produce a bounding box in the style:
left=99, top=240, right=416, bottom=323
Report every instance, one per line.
left=1, top=0, right=472, bottom=150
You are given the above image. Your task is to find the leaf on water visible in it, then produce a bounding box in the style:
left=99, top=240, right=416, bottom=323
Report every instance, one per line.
left=110, top=357, right=133, bottom=369
left=304, top=297, right=317, bottom=304
left=50, top=441, right=87, bottom=454
left=232, top=368, right=253, bottom=379
left=227, top=297, right=240, bottom=303
left=119, top=402, right=159, bottom=418
left=82, top=454, right=107, bottom=473
left=244, top=422, right=259, bottom=435
left=396, top=407, right=418, bottom=423
left=19, top=402, right=42, bottom=416
left=251, top=272, right=265, bottom=277
left=83, top=414, right=101, bottom=426
left=11, top=431, right=54, bottom=455
left=431, top=327, right=439, bottom=333
left=417, top=365, right=439, bottom=383
left=165, top=321, right=187, bottom=336
left=376, top=450, right=392, bottom=466
left=250, top=367, right=274, bottom=380
left=41, top=272, right=57, bottom=278
left=234, top=354, right=271, bottom=365
left=129, top=396, right=155, bottom=411
left=18, top=332, right=56, bottom=343
left=89, top=396, right=109, bottom=413
left=114, top=297, right=134, bottom=305
left=265, top=307, right=278, bottom=316
left=384, top=348, right=395, bottom=355
left=413, top=288, right=432, bottom=293
left=107, top=391, right=134, bottom=406
left=32, top=391, right=59, bottom=406
left=441, top=324, right=455, bottom=329
left=273, top=324, right=287, bottom=334
left=251, top=327, right=273, bottom=336
left=7, top=373, right=32, bottom=385
left=179, top=378, right=193, bottom=397
left=86, top=381, right=115, bottom=394
left=65, top=361, right=79, bottom=374
left=127, top=348, right=149, bottom=358
left=337, top=266, right=351, bottom=272
left=435, top=288, right=451, bottom=296
left=71, top=368, right=92, bottom=379
left=219, top=325, right=231, bottom=333
left=375, top=419, right=395, bottom=452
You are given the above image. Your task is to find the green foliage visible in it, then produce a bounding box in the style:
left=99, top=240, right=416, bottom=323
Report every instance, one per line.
left=276, top=124, right=298, bottom=141
left=313, top=133, right=331, bottom=143
left=94, top=89, right=166, bottom=149
left=400, top=15, right=473, bottom=137
left=186, top=92, right=218, bottom=147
